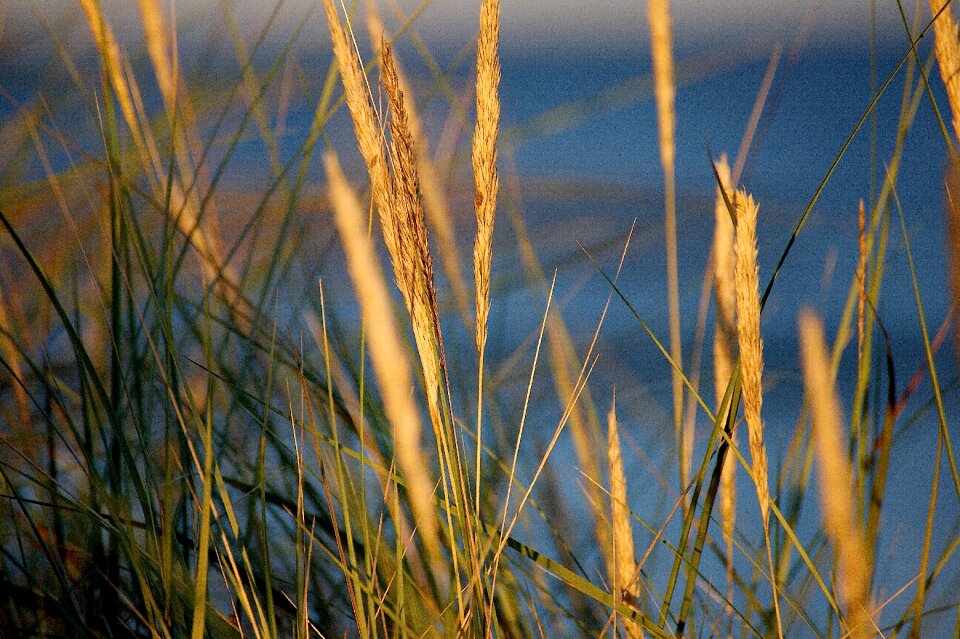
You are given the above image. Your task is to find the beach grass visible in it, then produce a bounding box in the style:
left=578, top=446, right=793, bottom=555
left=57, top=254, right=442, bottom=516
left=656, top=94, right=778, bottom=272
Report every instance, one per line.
left=0, top=0, right=958, bottom=637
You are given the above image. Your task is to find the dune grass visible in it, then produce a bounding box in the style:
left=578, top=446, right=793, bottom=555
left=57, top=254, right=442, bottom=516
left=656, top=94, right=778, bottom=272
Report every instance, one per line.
left=0, top=0, right=958, bottom=637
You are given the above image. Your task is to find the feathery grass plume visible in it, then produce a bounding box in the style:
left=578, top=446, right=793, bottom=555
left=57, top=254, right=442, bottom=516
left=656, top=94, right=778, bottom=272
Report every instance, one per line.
left=711, top=154, right=737, bottom=622
left=733, top=189, right=769, bottom=518
left=930, top=0, right=960, bottom=143
left=647, top=0, right=684, bottom=485
left=366, top=2, right=473, bottom=328
left=323, top=151, right=440, bottom=575
left=607, top=395, right=644, bottom=639
left=321, top=0, right=397, bottom=260
left=473, top=0, right=501, bottom=356
left=732, top=188, right=783, bottom=638
left=380, top=41, right=444, bottom=421
left=798, top=310, right=874, bottom=639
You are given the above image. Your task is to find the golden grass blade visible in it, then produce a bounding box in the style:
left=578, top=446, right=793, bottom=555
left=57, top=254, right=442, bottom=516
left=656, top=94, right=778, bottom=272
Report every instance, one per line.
left=608, top=395, right=645, bottom=639
left=929, top=0, right=960, bottom=143
left=323, top=151, right=440, bottom=575
left=732, top=188, right=783, bottom=638
left=798, top=310, right=874, bottom=639
left=381, top=44, right=475, bottom=616
left=711, top=154, right=737, bottom=627
left=647, top=0, right=684, bottom=475
left=365, top=1, right=473, bottom=328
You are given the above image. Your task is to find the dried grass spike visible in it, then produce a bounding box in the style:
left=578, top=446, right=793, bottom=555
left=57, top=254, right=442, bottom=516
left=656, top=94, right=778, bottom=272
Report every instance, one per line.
left=607, top=396, right=644, bottom=639
left=799, top=310, right=874, bottom=639
left=473, top=0, right=501, bottom=355
left=733, top=188, right=783, bottom=637
left=366, top=1, right=473, bottom=327
left=733, top=189, right=769, bottom=519
left=381, top=40, right=444, bottom=418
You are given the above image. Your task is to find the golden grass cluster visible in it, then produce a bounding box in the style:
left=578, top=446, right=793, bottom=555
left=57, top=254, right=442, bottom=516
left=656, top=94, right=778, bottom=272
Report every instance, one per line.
left=7, top=0, right=958, bottom=636
left=321, top=0, right=395, bottom=255
left=381, top=42, right=445, bottom=420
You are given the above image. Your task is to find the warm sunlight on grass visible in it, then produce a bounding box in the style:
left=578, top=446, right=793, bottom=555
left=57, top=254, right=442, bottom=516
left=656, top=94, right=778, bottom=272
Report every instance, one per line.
left=0, top=1, right=958, bottom=637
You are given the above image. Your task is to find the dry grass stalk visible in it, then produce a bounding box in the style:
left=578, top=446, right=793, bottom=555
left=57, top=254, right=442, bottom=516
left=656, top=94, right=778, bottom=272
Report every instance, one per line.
left=323, top=151, right=440, bottom=571
left=472, top=0, right=501, bottom=356
left=732, top=188, right=783, bottom=637
left=365, top=2, right=473, bottom=328
left=711, top=155, right=737, bottom=620
left=930, top=0, right=960, bottom=143
left=798, top=310, right=874, bottom=639
left=321, top=0, right=397, bottom=259
left=607, top=396, right=644, bottom=639
left=647, top=0, right=684, bottom=485
left=78, top=0, right=143, bottom=160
